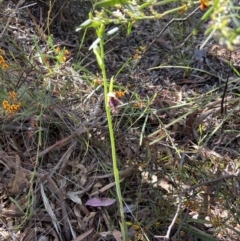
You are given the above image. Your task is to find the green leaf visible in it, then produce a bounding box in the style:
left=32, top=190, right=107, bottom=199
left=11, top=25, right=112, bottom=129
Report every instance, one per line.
left=9, top=197, right=24, bottom=213
left=182, top=224, right=218, bottom=241
left=109, top=76, right=114, bottom=92
left=94, top=0, right=129, bottom=8
left=127, top=21, right=133, bottom=35
left=139, top=0, right=154, bottom=10
left=93, top=45, right=103, bottom=68
left=201, top=4, right=214, bottom=21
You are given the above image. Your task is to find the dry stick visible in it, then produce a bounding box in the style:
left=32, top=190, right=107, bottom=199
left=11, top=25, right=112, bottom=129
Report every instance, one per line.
left=220, top=58, right=232, bottom=136
left=52, top=140, right=77, bottom=177
left=138, top=7, right=199, bottom=65
left=221, top=52, right=232, bottom=117
left=185, top=174, right=239, bottom=192
left=154, top=174, right=239, bottom=240
left=155, top=192, right=183, bottom=241
left=171, top=208, right=189, bottom=240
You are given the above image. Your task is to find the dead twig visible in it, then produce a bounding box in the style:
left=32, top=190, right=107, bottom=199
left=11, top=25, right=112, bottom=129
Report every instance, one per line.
left=138, top=6, right=199, bottom=67
left=51, top=140, right=77, bottom=177
left=155, top=192, right=183, bottom=240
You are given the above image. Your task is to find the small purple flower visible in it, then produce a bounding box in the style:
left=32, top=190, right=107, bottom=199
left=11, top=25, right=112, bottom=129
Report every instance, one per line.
left=108, top=92, right=122, bottom=114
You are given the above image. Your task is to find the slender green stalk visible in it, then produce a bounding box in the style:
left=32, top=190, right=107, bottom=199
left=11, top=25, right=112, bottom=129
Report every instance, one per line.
left=94, top=25, right=127, bottom=240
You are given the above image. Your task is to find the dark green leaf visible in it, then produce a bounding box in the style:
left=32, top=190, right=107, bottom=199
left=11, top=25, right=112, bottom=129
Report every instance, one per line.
left=182, top=224, right=218, bottom=241
left=94, top=0, right=129, bottom=8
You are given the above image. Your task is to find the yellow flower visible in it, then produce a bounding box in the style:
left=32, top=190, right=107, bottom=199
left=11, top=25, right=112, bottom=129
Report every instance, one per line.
left=61, top=56, right=67, bottom=62
left=55, top=47, right=61, bottom=53
left=0, top=55, right=4, bottom=64
left=2, top=92, right=21, bottom=114
left=114, top=90, right=125, bottom=98
left=64, top=49, right=70, bottom=55
left=9, top=91, right=16, bottom=99
left=2, top=100, right=9, bottom=106
left=134, top=102, right=145, bottom=108
left=200, top=0, right=210, bottom=6
left=200, top=0, right=210, bottom=10
left=93, top=79, right=103, bottom=85
left=3, top=103, right=10, bottom=110
left=178, top=4, right=188, bottom=14
left=133, top=224, right=141, bottom=231
left=2, top=63, right=8, bottom=69
left=10, top=105, right=16, bottom=111
left=133, top=53, right=139, bottom=60
left=16, top=103, right=21, bottom=108
left=133, top=49, right=141, bottom=60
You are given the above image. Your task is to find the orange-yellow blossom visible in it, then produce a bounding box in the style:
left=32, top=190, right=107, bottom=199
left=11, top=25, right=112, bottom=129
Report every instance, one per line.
left=200, top=0, right=210, bottom=10
left=114, top=90, right=125, bottom=98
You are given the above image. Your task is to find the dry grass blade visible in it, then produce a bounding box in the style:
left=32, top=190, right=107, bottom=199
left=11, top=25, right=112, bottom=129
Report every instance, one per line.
left=40, top=182, right=61, bottom=236
left=51, top=140, right=77, bottom=176
left=46, top=175, right=71, bottom=240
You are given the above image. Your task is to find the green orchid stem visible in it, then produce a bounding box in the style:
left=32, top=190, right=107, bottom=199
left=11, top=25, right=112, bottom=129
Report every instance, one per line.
left=97, top=28, right=127, bottom=240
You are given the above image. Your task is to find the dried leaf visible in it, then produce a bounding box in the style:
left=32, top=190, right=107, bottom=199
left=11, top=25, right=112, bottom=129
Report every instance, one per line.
left=77, top=212, right=96, bottom=231
left=82, top=212, right=96, bottom=225
left=71, top=228, right=94, bottom=241
left=185, top=111, right=198, bottom=139
left=157, top=178, right=174, bottom=193
left=8, top=169, right=28, bottom=195
left=112, top=229, right=123, bottom=241
left=141, top=172, right=174, bottom=193
left=66, top=192, right=82, bottom=204
left=67, top=161, right=87, bottom=186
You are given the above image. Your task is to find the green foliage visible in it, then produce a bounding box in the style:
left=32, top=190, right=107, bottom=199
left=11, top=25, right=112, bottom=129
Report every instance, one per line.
left=94, top=0, right=129, bottom=8
left=77, top=0, right=240, bottom=51
left=205, top=0, right=240, bottom=50
left=75, top=0, right=240, bottom=240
